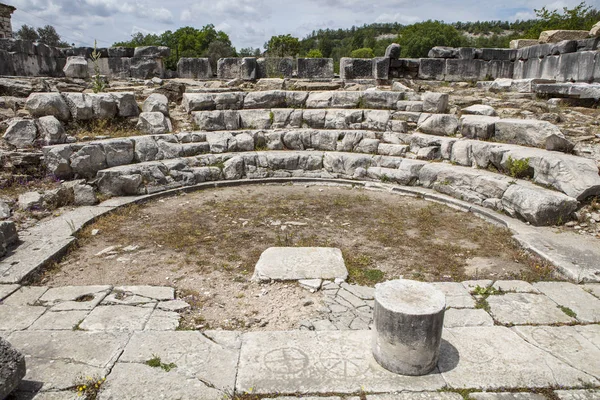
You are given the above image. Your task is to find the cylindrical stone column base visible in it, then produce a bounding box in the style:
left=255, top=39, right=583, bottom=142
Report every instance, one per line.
left=372, top=279, right=446, bottom=376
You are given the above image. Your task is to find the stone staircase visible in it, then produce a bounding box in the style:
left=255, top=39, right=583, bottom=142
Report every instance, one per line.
left=35, top=86, right=600, bottom=227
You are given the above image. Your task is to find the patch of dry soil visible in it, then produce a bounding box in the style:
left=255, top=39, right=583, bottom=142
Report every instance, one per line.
left=41, top=183, right=557, bottom=331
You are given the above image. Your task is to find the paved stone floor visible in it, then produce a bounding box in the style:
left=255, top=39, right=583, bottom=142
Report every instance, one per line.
left=0, top=281, right=599, bottom=399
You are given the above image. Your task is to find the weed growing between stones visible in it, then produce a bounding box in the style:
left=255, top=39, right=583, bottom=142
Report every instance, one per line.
left=473, top=284, right=500, bottom=312
left=505, top=156, right=532, bottom=179
left=73, top=375, right=105, bottom=399
left=557, top=305, right=577, bottom=318
left=145, top=354, right=177, bottom=371
left=90, top=40, right=106, bottom=94
left=65, top=118, right=139, bottom=140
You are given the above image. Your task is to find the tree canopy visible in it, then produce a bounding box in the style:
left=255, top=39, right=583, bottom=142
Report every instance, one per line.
left=264, top=34, right=301, bottom=57
left=14, top=24, right=70, bottom=47
left=113, top=25, right=235, bottom=70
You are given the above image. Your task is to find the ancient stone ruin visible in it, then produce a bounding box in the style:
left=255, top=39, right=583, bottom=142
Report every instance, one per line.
left=0, top=19, right=600, bottom=399
left=0, top=3, right=14, bottom=39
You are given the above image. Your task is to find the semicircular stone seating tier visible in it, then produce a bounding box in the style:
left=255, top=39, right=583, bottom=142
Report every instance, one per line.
left=35, top=87, right=600, bottom=228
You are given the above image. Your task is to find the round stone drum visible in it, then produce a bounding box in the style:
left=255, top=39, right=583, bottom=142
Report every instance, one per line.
left=372, top=279, right=446, bottom=376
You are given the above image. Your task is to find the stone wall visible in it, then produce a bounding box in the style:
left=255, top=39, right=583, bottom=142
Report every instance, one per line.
left=0, top=3, right=15, bottom=39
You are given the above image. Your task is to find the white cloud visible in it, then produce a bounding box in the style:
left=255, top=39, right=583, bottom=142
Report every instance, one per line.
left=375, top=13, right=421, bottom=24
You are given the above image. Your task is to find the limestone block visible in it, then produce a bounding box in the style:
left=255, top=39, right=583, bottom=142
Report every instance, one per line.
left=177, top=57, right=212, bottom=79
left=340, top=58, right=374, bottom=80
left=418, top=58, right=445, bottom=80
left=539, top=30, right=589, bottom=43
left=3, top=117, right=37, bottom=148
left=111, top=92, right=139, bottom=117
left=133, top=46, right=171, bottom=58
left=417, top=113, right=459, bottom=136
left=142, top=93, right=169, bottom=116
left=510, top=39, right=539, bottom=49
left=372, top=279, right=445, bottom=376
left=136, top=112, right=172, bottom=135
left=296, top=58, right=334, bottom=79
left=252, top=247, right=348, bottom=281
left=217, top=58, right=241, bottom=79
left=130, top=57, right=163, bottom=79
left=459, top=115, right=499, bottom=140
left=62, top=92, right=93, bottom=120
left=25, top=92, right=70, bottom=121
left=63, top=56, right=89, bottom=79
left=36, top=115, right=66, bottom=145
left=422, top=92, right=448, bottom=113
left=494, top=119, right=573, bottom=152
left=501, top=184, right=578, bottom=226
left=385, top=43, right=401, bottom=59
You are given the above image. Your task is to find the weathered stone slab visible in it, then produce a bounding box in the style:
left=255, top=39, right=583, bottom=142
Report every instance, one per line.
left=487, top=293, right=576, bottom=325
left=7, top=330, right=129, bottom=391
left=0, top=284, right=20, bottom=301
left=443, top=308, right=493, bottom=328
left=492, top=280, right=539, bottom=293
left=118, top=331, right=239, bottom=392
left=440, top=326, right=599, bottom=389
left=236, top=330, right=445, bottom=394
left=461, top=280, right=494, bottom=293
left=105, top=285, right=174, bottom=304
left=534, top=281, right=600, bottom=323
left=252, top=247, right=348, bottom=281
left=297, top=58, right=334, bottom=79
left=470, top=393, right=546, bottom=400
left=575, top=323, right=600, bottom=350
left=582, top=284, right=600, bottom=299
left=177, top=57, right=212, bottom=79
left=512, top=325, right=600, bottom=379
left=367, top=394, right=463, bottom=400
left=29, top=310, right=89, bottom=330
left=0, top=305, right=46, bottom=331
left=495, top=119, right=573, bottom=152
left=2, top=286, right=48, bottom=306
left=98, top=363, right=226, bottom=400
left=38, top=285, right=111, bottom=311
left=79, top=305, right=153, bottom=331
left=144, top=309, right=180, bottom=331
left=555, top=389, right=600, bottom=399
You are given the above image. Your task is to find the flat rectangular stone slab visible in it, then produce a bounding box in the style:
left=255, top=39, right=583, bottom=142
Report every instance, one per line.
left=0, top=305, right=46, bottom=331
left=252, top=247, right=348, bottom=281
left=118, top=331, right=240, bottom=392
left=439, top=326, right=598, bottom=389
left=236, top=330, right=445, bottom=394
left=534, top=282, right=600, bottom=323
left=79, top=305, right=153, bottom=331
left=487, top=293, right=576, bottom=325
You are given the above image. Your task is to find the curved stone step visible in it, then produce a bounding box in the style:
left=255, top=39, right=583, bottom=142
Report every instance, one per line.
left=182, top=90, right=440, bottom=112
left=93, top=150, right=577, bottom=226
left=191, top=108, right=409, bottom=132
left=43, top=129, right=600, bottom=201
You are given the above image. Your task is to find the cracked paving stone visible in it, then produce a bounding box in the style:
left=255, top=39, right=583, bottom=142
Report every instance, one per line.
left=443, top=308, right=493, bottom=328
left=431, top=282, right=471, bottom=297
left=0, top=284, right=20, bottom=301
left=462, top=280, right=493, bottom=293
left=445, top=295, right=476, bottom=309
left=555, top=389, right=600, bottom=399
left=534, top=282, right=600, bottom=323
left=574, top=325, right=600, bottom=349
left=157, top=299, right=190, bottom=312
left=2, top=286, right=49, bottom=306
left=492, top=280, right=539, bottom=293
left=340, top=283, right=374, bottom=300
left=111, top=285, right=175, bottom=301
left=311, top=319, right=337, bottom=331
left=582, top=284, right=600, bottom=299
left=79, top=305, right=154, bottom=331
left=486, top=293, right=576, bottom=325
left=236, top=330, right=445, bottom=394
left=439, top=326, right=598, bottom=389
left=29, top=310, right=89, bottom=330
left=118, top=330, right=240, bottom=392
left=336, top=287, right=367, bottom=308
left=469, top=393, right=547, bottom=400
left=7, top=330, right=130, bottom=391
left=366, top=393, right=464, bottom=400
left=38, top=286, right=112, bottom=311
left=144, top=309, right=180, bottom=331
left=512, top=325, right=600, bottom=379
left=0, top=305, right=46, bottom=331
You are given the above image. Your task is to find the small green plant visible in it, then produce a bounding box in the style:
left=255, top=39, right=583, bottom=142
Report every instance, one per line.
left=505, top=156, right=531, bottom=179
left=90, top=40, right=106, bottom=94
left=73, top=375, right=105, bottom=399
left=72, top=319, right=84, bottom=331
left=269, top=111, right=274, bottom=124
left=305, top=49, right=323, bottom=58
left=472, top=285, right=499, bottom=296
left=145, top=354, right=177, bottom=371
left=557, top=305, right=577, bottom=318
left=380, top=174, right=391, bottom=183
left=474, top=296, right=491, bottom=312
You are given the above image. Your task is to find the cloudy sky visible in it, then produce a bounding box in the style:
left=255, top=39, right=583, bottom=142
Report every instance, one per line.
left=7, top=0, right=600, bottom=50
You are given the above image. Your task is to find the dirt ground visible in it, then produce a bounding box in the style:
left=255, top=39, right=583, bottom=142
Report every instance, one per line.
left=39, top=183, right=558, bottom=331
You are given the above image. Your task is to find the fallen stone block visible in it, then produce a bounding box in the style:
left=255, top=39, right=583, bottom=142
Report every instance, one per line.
left=252, top=247, right=348, bottom=281
left=462, top=104, right=496, bottom=116
left=422, top=92, right=448, bottom=113
left=63, top=56, right=89, bottom=79
left=539, top=30, right=589, bottom=43
left=142, top=93, right=169, bottom=116
left=510, top=39, right=539, bottom=49
left=137, top=112, right=172, bottom=135
left=36, top=115, right=67, bottom=145
left=460, top=115, right=499, bottom=140
left=3, top=118, right=37, bottom=148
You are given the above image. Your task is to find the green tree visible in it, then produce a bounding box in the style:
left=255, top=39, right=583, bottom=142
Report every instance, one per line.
left=265, top=34, right=300, bottom=57
left=238, top=47, right=258, bottom=57
left=305, top=49, right=323, bottom=58
left=524, top=2, right=600, bottom=38
left=398, top=20, right=466, bottom=58
left=350, top=47, right=375, bottom=58
left=15, top=25, right=39, bottom=41
left=37, top=25, right=69, bottom=47
left=113, top=25, right=234, bottom=70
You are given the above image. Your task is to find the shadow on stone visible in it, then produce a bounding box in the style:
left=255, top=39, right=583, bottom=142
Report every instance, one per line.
left=5, top=381, right=43, bottom=400
left=437, top=339, right=460, bottom=373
